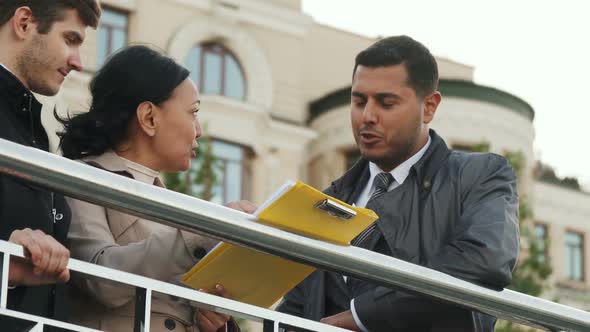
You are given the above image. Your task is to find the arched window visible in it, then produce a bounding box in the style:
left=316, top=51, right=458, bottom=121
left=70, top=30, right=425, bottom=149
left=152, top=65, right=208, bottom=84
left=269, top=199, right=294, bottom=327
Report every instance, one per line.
left=185, top=43, right=246, bottom=100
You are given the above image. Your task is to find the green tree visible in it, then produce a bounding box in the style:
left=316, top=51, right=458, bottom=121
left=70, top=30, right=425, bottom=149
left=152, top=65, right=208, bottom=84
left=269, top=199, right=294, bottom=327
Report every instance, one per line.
left=504, top=152, right=552, bottom=294
left=496, top=152, right=552, bottom=332
left=536, top=161, right=581, bottom=191
left=192, top=134, right=218, bottom=200
left=164, top=125, right=219, bottom=199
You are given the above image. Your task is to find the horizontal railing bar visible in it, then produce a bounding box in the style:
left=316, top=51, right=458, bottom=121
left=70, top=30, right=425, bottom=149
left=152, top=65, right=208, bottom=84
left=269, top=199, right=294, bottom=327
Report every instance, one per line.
left=0, top=307, right=102, bottom=332
left=0, top=241, right=348, bottom=332
left=0, top=138, right=588, bottom=331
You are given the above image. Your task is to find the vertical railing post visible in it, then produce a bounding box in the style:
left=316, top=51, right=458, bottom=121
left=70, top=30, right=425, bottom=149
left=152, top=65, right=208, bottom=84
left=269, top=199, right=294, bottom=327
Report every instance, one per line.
left=263, top=319, right=275, bottom=332
left=0, top=252, right=10, bottom=309
left=276, top=323, right=315, bottom=332
left=134, top=287, right=152, bottom=332
left=29, top=323, right=44, bottom=331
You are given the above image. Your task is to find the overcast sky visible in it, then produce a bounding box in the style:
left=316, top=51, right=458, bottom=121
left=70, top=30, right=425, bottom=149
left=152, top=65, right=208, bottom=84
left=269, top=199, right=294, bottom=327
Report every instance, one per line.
left=302, top=0, right=590, bottom=188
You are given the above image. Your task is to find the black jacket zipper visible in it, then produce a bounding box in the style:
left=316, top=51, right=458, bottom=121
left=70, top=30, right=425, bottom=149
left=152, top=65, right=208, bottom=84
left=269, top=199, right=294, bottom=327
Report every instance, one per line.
left=25, top=91, right=62, bottom=223
left=25, top=92, right=37, bottom=147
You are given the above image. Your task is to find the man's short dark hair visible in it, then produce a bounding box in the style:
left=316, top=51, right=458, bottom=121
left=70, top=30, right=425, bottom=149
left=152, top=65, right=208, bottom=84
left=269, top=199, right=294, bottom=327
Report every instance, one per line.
left=354, top=35, right=439, bottom=98
left=0, top=0, right=101, bottom=33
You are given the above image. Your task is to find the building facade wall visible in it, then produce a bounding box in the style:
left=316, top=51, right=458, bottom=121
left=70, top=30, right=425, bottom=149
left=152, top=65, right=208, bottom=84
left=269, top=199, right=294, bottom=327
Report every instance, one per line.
left=534, top=182, right=590, bottom=310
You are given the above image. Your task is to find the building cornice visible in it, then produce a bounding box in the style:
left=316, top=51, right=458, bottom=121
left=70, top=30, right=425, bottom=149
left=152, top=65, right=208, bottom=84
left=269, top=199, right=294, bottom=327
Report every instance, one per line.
left=100, top=0, right=137, bottom=11
left=438, top=80, right=535, bottom=121
left=172, top=0, right=313, bottom=36
left=308, top=79, right=535, bottom=123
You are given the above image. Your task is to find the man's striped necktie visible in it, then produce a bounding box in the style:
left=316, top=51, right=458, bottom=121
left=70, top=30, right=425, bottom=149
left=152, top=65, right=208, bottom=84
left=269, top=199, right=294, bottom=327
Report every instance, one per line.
left=351, top=172, right=394, bottom=246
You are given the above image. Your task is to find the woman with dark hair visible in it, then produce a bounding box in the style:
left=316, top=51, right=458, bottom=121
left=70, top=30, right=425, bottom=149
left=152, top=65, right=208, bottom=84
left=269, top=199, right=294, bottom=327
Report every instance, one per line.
left=58, top=45, right=251, bottom=332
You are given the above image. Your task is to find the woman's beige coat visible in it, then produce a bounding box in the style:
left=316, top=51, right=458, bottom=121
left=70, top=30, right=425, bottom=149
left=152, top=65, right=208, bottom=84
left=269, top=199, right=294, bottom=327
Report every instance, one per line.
left=66, top=151, right=225, bottom=332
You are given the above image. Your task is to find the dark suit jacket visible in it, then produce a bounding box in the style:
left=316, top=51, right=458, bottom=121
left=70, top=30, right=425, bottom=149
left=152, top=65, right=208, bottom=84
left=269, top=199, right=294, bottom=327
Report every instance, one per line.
left=278, top=130, right=519, bottom=332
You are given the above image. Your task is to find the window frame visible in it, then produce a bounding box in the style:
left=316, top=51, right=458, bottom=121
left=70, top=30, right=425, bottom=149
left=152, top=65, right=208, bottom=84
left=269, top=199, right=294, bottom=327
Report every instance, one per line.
left=533, top=222, right=550, bottom=264
left=96, top=6, right=129, bottom=67
left=189, top=42, right=247, bottom=99
left=564, top=229, right=585, bottom=282
left=191, top=138, right=252, bottom=204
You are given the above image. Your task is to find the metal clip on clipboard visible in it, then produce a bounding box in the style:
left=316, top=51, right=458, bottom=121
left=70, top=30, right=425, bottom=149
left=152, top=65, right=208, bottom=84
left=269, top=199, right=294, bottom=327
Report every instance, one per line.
left=314, top=199, right=356, bottom=221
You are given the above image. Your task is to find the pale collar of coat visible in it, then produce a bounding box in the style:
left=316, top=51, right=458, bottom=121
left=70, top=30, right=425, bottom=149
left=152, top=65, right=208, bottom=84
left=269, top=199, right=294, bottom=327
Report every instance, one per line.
left=83, top=150, right=161, bottom=185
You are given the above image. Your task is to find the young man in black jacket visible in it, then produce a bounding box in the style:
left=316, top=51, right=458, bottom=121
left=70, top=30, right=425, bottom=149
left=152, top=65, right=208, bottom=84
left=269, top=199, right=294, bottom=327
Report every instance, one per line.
left=0, top=1, right=100, bottom=329
left=278, top=36, right=519, bottom=332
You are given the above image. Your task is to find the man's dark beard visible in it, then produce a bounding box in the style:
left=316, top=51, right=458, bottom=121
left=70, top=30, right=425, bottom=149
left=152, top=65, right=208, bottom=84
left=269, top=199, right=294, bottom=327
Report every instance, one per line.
left=17, top=34, right=57, bottom=96
left=364, top=136, right=418, bottom=172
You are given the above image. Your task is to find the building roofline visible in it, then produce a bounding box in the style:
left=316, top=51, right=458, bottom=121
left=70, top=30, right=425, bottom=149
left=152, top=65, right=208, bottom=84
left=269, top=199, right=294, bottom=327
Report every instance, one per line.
left=536, top=179, right=590, bottom=196
left=313, top=22, right=377, bottom=41
left=438, top=79, right=535, bottom=121
left=308, top=79, right=535, bottom=123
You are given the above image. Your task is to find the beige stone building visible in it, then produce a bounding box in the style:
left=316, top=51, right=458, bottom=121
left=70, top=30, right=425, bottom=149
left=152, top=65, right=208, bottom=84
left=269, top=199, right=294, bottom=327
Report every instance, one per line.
left=39, top=0, right=589, bottom=318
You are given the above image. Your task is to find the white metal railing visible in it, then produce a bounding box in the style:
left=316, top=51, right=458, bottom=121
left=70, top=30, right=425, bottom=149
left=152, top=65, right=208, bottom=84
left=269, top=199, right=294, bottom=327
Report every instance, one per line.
left=0, top=240, right=348, bottom=332
left=1, top=137, right=590, bottom=331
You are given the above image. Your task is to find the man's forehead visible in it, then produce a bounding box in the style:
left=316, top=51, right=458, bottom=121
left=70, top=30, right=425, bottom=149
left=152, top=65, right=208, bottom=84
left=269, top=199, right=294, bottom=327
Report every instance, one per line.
left=354, top=64, right=408, bottom=79
left=353, top=65, right=409, bottom=90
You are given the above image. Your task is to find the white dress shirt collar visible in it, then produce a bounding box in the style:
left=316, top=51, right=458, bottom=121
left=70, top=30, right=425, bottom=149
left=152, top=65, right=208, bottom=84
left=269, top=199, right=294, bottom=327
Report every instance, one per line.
left=354, top=135, right=431, bottom=209
left=367, top=134, right=431, bottom=188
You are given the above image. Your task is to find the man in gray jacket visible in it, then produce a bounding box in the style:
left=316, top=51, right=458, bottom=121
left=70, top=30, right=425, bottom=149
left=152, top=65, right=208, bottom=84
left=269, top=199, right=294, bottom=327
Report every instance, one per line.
left=277, top=36, right=519, bottom=332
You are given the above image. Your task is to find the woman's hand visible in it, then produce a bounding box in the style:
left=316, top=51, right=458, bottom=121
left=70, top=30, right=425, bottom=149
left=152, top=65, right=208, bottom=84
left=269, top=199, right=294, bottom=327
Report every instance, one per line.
left=197, top=284, right=233, bottom=332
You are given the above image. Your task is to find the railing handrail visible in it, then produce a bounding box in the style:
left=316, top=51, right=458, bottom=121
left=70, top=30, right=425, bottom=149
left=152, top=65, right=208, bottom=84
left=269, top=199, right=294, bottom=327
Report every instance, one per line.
left=0, top=138, right=588, bottom=331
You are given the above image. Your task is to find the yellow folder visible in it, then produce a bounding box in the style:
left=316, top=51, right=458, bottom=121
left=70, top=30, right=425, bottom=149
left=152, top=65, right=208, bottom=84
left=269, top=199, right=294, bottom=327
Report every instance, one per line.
left=255, top=181, right=378, bottom=244
left=181, top=181, right=378, bottom=308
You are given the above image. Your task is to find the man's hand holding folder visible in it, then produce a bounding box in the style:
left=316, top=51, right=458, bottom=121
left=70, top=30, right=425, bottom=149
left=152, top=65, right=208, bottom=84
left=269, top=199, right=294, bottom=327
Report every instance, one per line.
left=183, top=181, right=379, bottom=308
